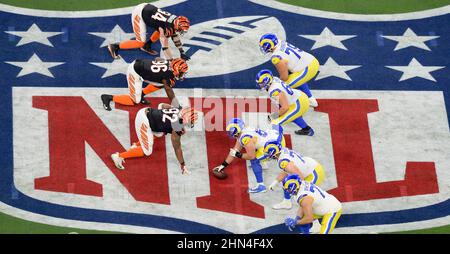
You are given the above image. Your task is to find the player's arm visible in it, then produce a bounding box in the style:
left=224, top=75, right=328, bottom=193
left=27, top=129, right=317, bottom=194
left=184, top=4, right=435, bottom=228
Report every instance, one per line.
left=172, top=34, right=189, bottom=60
left=296, top=196, right=314, bottom=225
left=159, top=27, right=174, bottom=60
left=224, top=139, right=243, bottom=164
left=269, top=171, right=288, bottom=190
left=285, top=162, right=305, bottom=179
left=171, top=131, right=188, bottom=174
left=277, top=91, right=290, bottom=117
left=239, top=138, right=256, bottom=160
left=274, top=59, right=289, bottom=81
left=162, top=79, right=180, bottom=107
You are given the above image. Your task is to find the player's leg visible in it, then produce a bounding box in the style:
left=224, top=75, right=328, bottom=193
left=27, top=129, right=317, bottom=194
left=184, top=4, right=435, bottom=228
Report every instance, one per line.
left=141, top=30, right=160, bottom=55
left=305, top=164, right=325, bottom=186
left=248, top=159, right=267, bottom=193
left=319, top=209, right=342, bottom=234
left=286, top=58, right=320, bottom=107
left=271, top=94, right=314, bottom=136
left=107, top=4, right=147, bottom=58
left=272, top=189, right=293, bottom=210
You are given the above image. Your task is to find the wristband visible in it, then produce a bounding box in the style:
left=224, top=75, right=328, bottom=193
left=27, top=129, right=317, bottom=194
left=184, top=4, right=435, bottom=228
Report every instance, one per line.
left=221, top=161, right=229, bottom=168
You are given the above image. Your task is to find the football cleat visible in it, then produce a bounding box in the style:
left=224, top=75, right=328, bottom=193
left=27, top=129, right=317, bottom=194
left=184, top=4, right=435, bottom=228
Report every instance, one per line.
left=107, top=43, right=120, bottom=59
left=309, top=97, right=318, bottom=107
left=140, top=93, right=150, bottom=105
left=140, top=41, right=158, bottom=55
left=248, top=184, right=267, bottom=193
left=272, top=199, right=292, bottom=210
left=111, top=152, right=125, bottom=170
left=101, top=94, right=113, bottom=111
left=295, top=128, right=314, bottom=136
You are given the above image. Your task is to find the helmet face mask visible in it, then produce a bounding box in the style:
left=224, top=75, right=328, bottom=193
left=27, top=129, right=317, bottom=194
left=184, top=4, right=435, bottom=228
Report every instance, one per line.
left=226, top=118, right=245, bottom=139
left=259, top=33, right=279, bottom=55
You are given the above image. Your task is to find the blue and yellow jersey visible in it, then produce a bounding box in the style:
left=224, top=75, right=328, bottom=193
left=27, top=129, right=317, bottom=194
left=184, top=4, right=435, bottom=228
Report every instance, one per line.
left=239, top=127, right=284, bottom=161
left=294, top=181, right=342, bottom=217
left=271, top=41, right=315, bottom=73
left=277, top=148, right=318, bottom=176
left=268, top=77, right=301, bottom=107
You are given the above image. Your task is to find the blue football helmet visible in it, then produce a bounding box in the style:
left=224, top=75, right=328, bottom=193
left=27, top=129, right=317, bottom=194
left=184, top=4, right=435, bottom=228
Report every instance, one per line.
left=282, top=174, right=302, bottom=195
left=256, top=69, right=273, bottom=90
left=259, top=33, right=279, bottom=54
left=226, top=118, right=245, bottom=138
left=263, top=125, right=284, bottom=159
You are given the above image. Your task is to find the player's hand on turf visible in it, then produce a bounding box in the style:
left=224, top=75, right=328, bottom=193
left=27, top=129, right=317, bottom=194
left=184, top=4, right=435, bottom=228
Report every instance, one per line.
left=285, top=217, right=297, bottom=231
left=213, top=164, right=225, bottom=172
left=180, top=52, right=190, bottom=61
left=181, top=165, right=191, bottom=175
left=269, top=180, right=279, bottom=191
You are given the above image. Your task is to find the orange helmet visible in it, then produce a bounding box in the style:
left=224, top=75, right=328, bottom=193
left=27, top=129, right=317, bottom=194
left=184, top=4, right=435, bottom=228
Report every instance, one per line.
left=170, top=58, right=188, bottom=80
left=174, top=16, right=190, bottom=33
left=179, top=107, right=199, bottom=128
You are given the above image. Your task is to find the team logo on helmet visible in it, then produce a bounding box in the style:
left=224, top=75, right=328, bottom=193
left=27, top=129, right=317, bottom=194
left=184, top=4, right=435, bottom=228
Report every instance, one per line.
left=282, top=174, right=302, bottom=195
left=171, top=58, right=189, bottom=80
left=259, top=33, right=279, bottom=54
left=180, top=107, right=199, bottom=128
left=175, top=16, right=190, bottom=34
left=256, top=69, right=273, bottom=90
left=226, top=118, right=245, bottom=138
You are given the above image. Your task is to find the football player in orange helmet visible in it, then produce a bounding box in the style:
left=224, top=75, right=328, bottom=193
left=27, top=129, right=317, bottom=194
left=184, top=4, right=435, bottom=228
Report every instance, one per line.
left=108, top=3, right=190, bottom=61
left=101, top=58, right=188, bottom=111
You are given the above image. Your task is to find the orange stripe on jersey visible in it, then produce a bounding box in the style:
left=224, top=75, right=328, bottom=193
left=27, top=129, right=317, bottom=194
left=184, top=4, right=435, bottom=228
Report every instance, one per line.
left=128, top=74, right=136, bottom=103
left=140, top=123, right=149, bottom=151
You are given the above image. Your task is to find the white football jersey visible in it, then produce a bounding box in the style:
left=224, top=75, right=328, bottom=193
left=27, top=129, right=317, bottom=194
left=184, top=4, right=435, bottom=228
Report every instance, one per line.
left=294, top=181, right=342, bottom=216
left=268, top=77, right=301, bottom=107
left=239, top=127, right=281, bottom=150
left=271, top=41, right=315, bottom=73
left=277, top=148, right=317, bottom=176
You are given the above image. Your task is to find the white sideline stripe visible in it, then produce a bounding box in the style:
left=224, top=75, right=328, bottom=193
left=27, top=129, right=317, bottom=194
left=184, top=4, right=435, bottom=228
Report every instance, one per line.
left=250, top=0, right=450, bottom=21
left=0, top=0, right=186, bottom=18
left=0, top=201, right=180, bottom=234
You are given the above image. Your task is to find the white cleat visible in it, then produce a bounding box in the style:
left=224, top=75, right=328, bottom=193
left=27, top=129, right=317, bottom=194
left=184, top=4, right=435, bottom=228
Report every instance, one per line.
left=111, top=152, right=125, bottom=170
left=272, top=199, right=292, bottom=210
left=309, top=97, right=318, bottom=108
left=310, top=219, right=322, bottom=234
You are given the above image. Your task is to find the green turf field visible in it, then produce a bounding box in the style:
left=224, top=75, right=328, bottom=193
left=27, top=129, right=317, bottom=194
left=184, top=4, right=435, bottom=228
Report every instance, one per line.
left=0, top=0, right=448, bottom=234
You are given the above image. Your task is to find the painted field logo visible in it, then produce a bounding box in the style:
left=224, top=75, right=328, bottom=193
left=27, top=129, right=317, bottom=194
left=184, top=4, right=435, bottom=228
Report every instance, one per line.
left=0, top=0, right=449, bottom=234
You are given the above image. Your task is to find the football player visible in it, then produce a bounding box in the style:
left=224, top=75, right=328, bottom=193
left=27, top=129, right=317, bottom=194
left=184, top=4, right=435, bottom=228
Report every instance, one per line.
left=259, top=33, right=319, bottom=107
left=212, top=118, right=285, bottom=193
left=110, top=103, right=199, bottom=175
left=108, top=3, right=190, bottom=61
left=283, top=174, right=342, bottom=234
left=101, top=58, right=188, bottom=111
left=256, top=69, right=314, bottom=136
left=264, top=140, right=326, bottom=210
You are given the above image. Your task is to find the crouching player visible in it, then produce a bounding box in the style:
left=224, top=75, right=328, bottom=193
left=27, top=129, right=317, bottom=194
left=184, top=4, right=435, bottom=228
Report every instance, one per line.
left=256, top=69, right=314, bottom=136
left=264, top=141, right=325, bottom=210
left=101, top=58, right=187, bottom=111
left=211, top=118, right=285, bottom=193
left=283, top=175, right=342, bottom=234
left=259, top=33, right=319, bottom=107
left=110, top=103, right=199, bottom=175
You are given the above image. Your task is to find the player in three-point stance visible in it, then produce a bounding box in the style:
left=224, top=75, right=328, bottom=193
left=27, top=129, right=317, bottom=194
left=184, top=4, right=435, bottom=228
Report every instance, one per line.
left=263, top=139, right=326, bottom=210
left=259, top=33, right=319, bottom=107
left=110, top=103, right=199, bottom=175
left=101, top=58, right=188, bottom=111
left=283, top=174, right=342, bottom=234
left=256, top=69, right=314, bottom=136
left=212, top=118, right=285, bottom=193
left=108, top=3, right=190, bottom=61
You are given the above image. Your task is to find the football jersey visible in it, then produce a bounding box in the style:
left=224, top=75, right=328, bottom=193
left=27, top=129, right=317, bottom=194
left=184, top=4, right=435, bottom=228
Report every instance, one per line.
left=268, top=77, right=301, bottom=106
left=294, top=181, right=342, bottom=216
left=271, top=41, right=315, bottom=73
left=146, top=107, right=184, bottom=135
left=134, top=59, right=175, bottom=87
left=277, top=148, right=318, bottom=177
left=239, top=127, right=282, bottom=150
left=142, top=4, right=177, bottom=36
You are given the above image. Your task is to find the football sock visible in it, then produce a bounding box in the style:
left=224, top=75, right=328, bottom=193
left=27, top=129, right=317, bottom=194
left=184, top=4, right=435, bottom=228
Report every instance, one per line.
left=299, top=83, right=313, bottom=98
left=113, top=95, right=135, bottom=105
left=119, top=40, right=145, bottom=49
left=142, top=84, right=160, bottom=95
left=292, top=117, right=308, bottom=129
left=250, top=159, right=264, bottom=183
left=120, top=146, right=144, bottom=159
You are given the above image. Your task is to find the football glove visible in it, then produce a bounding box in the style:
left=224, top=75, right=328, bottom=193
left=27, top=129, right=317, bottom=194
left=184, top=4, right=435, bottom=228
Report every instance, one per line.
left=229, top=148, right=243, bottom=158
left=285, top=217, right=297, bottom=231
left=269, top=180, right=279, bottom=191
left=180, top=52, right=190, bottom=61
left=181, top=165, right=191, bottom=175
left=213, top=164, right=225, bottom=172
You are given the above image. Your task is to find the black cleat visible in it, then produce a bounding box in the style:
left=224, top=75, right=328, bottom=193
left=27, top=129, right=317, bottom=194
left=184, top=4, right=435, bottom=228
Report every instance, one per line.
left=101, top=94, right=113, bottom=111
left=140, top=41, right=158, bottom=55
left=140, top=93, right=150, bottom=105
left=294, top=128, right=315, bottom=136
left=108, top=43, right=120, bottom=59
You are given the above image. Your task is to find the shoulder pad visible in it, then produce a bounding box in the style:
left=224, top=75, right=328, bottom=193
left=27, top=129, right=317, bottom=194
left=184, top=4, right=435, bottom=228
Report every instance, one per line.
left=269, top=88, right=282, bottom=98
left=278, top=158, right=290, bottom=170
left=271, top=55, right=282, bottom=65
left=239, top=134, right=253, bottom=146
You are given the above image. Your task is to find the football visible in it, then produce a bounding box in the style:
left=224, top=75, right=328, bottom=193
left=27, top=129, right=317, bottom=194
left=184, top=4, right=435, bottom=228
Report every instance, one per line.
left=212, top=168, right=228, bottom=179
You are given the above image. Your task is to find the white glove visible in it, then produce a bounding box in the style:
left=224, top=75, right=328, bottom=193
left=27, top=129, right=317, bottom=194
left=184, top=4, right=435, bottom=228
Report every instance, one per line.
left=269, top=180, right=279, bottom=191
left=229, top=148, right=243, bottom=158
left=181, top=165, right=191, bottom=175
left=213, top=164, right=225, bottom=172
